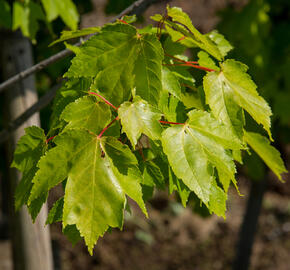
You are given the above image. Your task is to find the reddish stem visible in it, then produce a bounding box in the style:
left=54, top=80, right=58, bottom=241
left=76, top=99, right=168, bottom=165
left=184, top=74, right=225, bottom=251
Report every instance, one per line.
left=46, top=135, right=56, bottom=144
left=176, top=36, right=186, bottom=42
left=89, top=91, right=118, bottom=110
left=181, top=63, right=216, bottom=72
left=163, top=63, right=216, bottom=72
left=98, top=116, right=119, bottom=138
left=159, top=120, right=184, bottom=125
left=88, top=92, right=185, bottom=137
left=118, top=19, right=128, bottom=24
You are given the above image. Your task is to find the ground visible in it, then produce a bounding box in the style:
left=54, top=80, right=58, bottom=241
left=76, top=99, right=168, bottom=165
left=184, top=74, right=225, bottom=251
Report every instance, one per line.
left=50, top=173, right=290, bottom=270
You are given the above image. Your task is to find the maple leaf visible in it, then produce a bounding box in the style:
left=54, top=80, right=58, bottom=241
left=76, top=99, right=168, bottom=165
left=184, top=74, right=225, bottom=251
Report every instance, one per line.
left=61, top=95, right=111, bottom=134
left=206, top=30, right=233, bottom=57
left=162, top=110, right=240, bottom=212
left=134, top=33, right=163, bottom=106
left=245, top=131, right=287, bottom=181
left=11, top=126, right=47, bottom=211
left=118, top=97, right=163, bottom=148
left=168, top=167, right=191, bottom=207
left=28, top=129, right=146, bottom=254
left=152, top=6, right=223, bottom=60
left=162, top=67, right=182, bottom=100
left=41, top=0, right=79, bottom=30
left=50, top=27, right=100, bottom=46
left=204, top=59, right=272, bottom=140
left=66, top=23, right=163, bottom=106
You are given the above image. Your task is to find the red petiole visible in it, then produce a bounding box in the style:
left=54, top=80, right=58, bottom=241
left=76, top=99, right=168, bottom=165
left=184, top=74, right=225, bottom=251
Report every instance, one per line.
left=118, top=19, right=128, bottom=24
left=176, top=36, right=186, bottom=42
left=89, top=92, right=185, bottom=138
left=164, top=53, right=215, bottom=71
left=89, top=91, right=118, bottom=110
left=98, top=116, right=119, bottom=138
left=163, top=63, right=216, bottom=72
left=47, top=93, right=185, bottom=142
left=187, top=61, right=199, bottom=64
left=46, top=135, right=56, bottom=144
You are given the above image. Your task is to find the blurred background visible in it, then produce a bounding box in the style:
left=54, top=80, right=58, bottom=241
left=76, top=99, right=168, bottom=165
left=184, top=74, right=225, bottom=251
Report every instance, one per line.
left=0, top=0, right=289, bottom=269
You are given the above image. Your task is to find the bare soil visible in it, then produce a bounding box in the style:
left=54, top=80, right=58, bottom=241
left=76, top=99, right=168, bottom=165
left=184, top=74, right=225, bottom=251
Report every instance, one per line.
left=50, top=174, right=290, bottom=270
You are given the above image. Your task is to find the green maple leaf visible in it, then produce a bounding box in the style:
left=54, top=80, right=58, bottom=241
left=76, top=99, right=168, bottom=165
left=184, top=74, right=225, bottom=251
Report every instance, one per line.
left=203, top=71, right=245, bottom=140
left=168, top=167, right=190, bottom=207
left=204, top=59, right=272, bottom=140
left=159, top=64, right=191, bottom=122
left=197, top=51, right=219, bottom=71
left=208, top=182, right=227, bottom=218
left=162, top=110, right=240, bottom=211
left=244, top=131, right=287, bottom=181
left=66, top=23, right=139, bottom=80
left=118, top=97, right=163, bottom=148
left=152, top=6, right=223, bottom=60
left=49, top=78, right=90, bottom=135
left=63, top=225, right=82, bottom=246
left=66, top=23, right=163, bottom=106
left=134, top=33, right=163, bottom=106
left=46, top=197, right=64, bottom=224
left=12, top=1, right=45, bottom=41
left=206, top=30, right=233, bottom=57
left=162, top=67, right=182, bottom=100
left=180, top=92, right=204, bottom=110
left=28, top=129, right=146, bottom=253
left=158, top=91, right=181, bottom=122
left=142, top=160, right=164, bottom=188
left=0, top=0, right=11, bottom=28
left=41, top=0, right=79, bottom=30
left=90, top=25, right=141, bottom=106
left=11, top=126, right=47, bottom=211
left=46, top=195, right=81, bottom=245
left=50, top=27, right=100, bottom=46
left=61, top=95, right=111, bottom=134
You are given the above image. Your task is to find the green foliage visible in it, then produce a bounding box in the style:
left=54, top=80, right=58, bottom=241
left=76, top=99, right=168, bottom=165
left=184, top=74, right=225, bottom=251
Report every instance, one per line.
left=12, top=6, right=287, bottom=253
left=49, top=27, right=100, bottom=46
left=65, top=23, right=164, bottom=106
left=118, top=97, right=163, bottom=147
left=203, top=59, right=272, bottom=140
left=40, top=0, right=79, bottom=30
left=152, top=6, right=223, bottom=60
left=12, top=0, right=45, bottom=41
left=217, top=0, right=290, bottom=179
left=1, top=0, right=79, bottom=40
left=244, top=131, right=287, bottom=181
left=60, top=96, right=111, bottom=133
left=162, top=110, right=240, bottom=207
left=11, top=126, right=47, bottom=212
left=0, top=0, right=11, bottom=28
